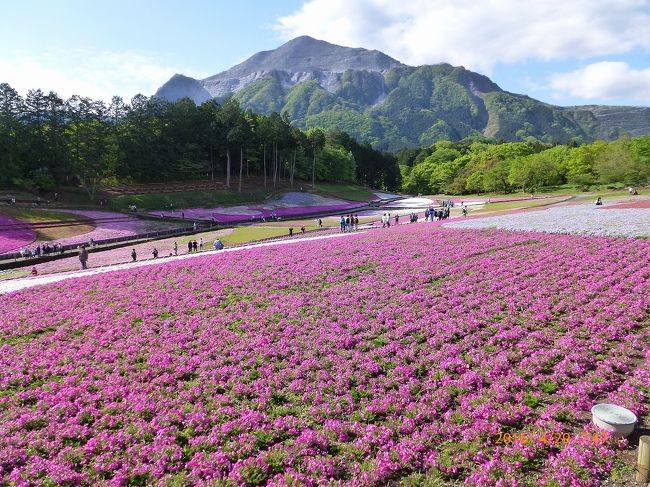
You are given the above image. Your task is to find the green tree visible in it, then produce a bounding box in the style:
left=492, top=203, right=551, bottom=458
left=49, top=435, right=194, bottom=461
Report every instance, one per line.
left=306, top=127, right=326, bottom=188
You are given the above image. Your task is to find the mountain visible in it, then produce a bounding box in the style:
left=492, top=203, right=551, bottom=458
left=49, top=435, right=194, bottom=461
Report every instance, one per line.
left=155, top=36, right=650, bottom=150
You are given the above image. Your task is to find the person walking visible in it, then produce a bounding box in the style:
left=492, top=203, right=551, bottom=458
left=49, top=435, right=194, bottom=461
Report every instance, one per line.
left=187, top=241, right=193, bottom=253
left=317, top=218, right=322, bottom=228
left=354, top=215, right=359, bottom=231
left=79, top=246, right=89, bottom=270
left=192, top=240, right=198, bottom=252
left=339, top=215, right=345, bottom=232
left=131, top=248, right=137, bottom=262
left=289, top=227, right=294, bottom=236
left=301, top=226, right=306, bottom=234
left=395, top=214, right=399, bottom=225
left=199, top=238, right=204, bottom=251
left=152, top=247, right=159, bottom=258
left=173, top=241, right=178, bottom=256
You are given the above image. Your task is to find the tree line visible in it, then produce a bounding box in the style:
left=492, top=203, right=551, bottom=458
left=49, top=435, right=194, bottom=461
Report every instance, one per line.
left=0, top=83, right=401, bottom=198
left=398, top=136, right=650, bottom=194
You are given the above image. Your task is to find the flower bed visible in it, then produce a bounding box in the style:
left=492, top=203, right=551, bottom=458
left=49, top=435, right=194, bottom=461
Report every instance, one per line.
left=0, top=213, right=36, bottom=254
left=0, top=225, right=648, bottom=485
left=38, top=210, right=183, bottom=247
left=212, top=203, right=363, bottom=223
left=444, top=204, right=650, bottom=237
left=151, top=192, right=365, bottom=223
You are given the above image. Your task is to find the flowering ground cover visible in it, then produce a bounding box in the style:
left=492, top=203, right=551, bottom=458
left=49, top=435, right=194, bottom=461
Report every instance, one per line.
left=1, top=226, right=326, bottom=280
left=0, top=213, right=36, bottom=254
left=0, top=224, right=648, bottom=485
left=151, top=192, right=365, bottom=223
left=48, top=210, right=182, bottom=247
left=598, top=198, right=650, bottom=210
left=444, top=203, right=650, bottom=237
left=0, top=209, right=89, bottom=252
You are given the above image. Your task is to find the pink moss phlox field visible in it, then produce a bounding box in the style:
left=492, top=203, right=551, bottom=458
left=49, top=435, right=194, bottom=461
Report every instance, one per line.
left=0, top=225, right=648, bottom=486
left=46, top=210, right=180, bottom=247
left=0, top=213, right=36, bottom=253
left=166, top=203, right=364, bottom=223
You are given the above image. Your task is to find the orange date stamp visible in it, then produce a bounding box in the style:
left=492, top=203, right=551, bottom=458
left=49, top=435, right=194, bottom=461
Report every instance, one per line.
left=494, top=431, right=608, bottom=446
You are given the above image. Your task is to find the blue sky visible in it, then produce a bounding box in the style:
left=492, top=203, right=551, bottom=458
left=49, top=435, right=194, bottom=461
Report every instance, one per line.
left=1, top=0, right=649, bottom=106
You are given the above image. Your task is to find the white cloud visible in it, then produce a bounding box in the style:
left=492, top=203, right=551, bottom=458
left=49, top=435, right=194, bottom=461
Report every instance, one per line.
left=548, top=61, right=650, bottom=102
left=0, top=49, right=207, bottom=102
left=274, top=0, right=650, bottom=73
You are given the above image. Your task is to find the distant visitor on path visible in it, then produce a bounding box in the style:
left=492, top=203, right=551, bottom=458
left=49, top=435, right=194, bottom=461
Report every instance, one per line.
left=214, top=239, right=224, bottom=250
left=192, top=240, right=198, bottom=252
left=79, top=246, right=89, bottom=270
left=173, top=241, right=178, bottom=256
left=289, top=227, right=294, bottom=236
left=187, top=241, right=192, bottom=253
left=152, top=248, right=158, bottom=258
left=131, top=249, right=137, bottom=262
left=199, top=238, right=204, bottom=251
left=317, top=218, right=322, bottom=228
left=31, top=267, right=38, bottom=276
left=301, top=226, right=305, bottom=234
left=595, top=197, right=603, bottom=206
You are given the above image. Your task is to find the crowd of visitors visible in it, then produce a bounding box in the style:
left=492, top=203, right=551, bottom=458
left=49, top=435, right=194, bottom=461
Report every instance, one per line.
left=19, top=242, right=66, bottom=259
left=339, top=214, right=359, bottom=232
left=424, top=206, right=452, bottom=221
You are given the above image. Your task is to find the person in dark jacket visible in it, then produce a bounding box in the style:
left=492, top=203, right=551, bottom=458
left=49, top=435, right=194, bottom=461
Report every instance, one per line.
left=79, top=246, right=89, bottom=269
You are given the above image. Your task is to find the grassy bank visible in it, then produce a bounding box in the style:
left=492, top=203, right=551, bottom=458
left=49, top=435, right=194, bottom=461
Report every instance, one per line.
left=110, top=189, right=275, bottom=211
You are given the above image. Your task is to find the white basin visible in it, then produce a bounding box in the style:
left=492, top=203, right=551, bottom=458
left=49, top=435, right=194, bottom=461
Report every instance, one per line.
left=591, top=404, right=637, bottom=437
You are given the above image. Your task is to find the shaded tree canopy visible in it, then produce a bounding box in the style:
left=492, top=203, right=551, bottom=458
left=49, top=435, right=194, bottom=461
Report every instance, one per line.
left=0, top=84, right=401, bottom=195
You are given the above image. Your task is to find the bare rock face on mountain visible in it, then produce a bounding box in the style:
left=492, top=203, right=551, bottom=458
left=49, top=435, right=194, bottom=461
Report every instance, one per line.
left=158, top=36, right=405, bottom=100
left=155, top=36, right=650, bottom=150
left=155, top=74, right=212, bottom=104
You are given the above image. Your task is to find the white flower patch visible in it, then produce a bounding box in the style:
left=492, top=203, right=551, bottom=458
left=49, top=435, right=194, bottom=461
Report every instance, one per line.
left=443, top=205, right=650, bottom=237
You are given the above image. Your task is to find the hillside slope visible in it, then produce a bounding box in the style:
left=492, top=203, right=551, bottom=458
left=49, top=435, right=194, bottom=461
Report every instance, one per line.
left=155, top=36, right=650, bottom=150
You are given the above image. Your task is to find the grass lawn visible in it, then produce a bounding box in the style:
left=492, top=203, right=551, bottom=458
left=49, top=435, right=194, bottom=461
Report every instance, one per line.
left=471, top=196, right=569, bottom=214
left=0, top=207, right=95, bottom=241
left=110, top=189, right=274, bottom=211
left=0, top=269, right=30, bottom=281
left=435, top=185, right=648, bottom=200
left=221, top=226, right=319, bottom=246
left=315, top=183, right=376, bottom=202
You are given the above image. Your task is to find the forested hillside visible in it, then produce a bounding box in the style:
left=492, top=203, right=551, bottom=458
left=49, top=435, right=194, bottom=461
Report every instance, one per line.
left=0, top=83, right=400, bottom=195
left=397, top=136, right=650, bottom=194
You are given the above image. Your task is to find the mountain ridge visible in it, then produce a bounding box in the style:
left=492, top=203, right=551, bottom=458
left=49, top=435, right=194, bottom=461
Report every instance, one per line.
left=155, top=36, right=650, bottom=150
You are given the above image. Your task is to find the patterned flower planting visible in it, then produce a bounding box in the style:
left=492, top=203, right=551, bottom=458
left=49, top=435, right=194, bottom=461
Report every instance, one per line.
left=0, top=213, right=36, bottom=254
